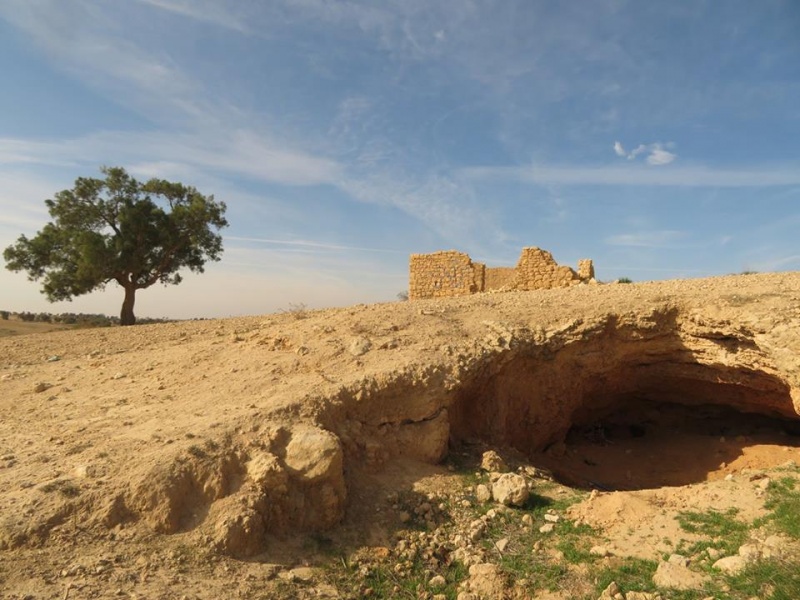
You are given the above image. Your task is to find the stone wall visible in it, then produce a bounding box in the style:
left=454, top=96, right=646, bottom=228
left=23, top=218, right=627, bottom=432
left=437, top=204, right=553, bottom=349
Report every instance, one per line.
left=484, top=267, right=516, bottom=291
left=409, top=247, right=594, bottom=300
left=513, top=247, right=580, bottom=291
left=409, top=251, right=485, bottom=299
left=578, top=259, right=595, bottom=281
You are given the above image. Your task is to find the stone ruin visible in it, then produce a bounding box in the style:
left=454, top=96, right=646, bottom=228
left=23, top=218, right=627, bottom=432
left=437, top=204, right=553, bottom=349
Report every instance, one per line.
left=409, top=246, right=594, bottom=300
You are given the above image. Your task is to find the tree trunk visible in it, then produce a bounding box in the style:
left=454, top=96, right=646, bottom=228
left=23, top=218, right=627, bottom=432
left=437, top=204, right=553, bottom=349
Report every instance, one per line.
left=120, top=285, right=136, bottom=326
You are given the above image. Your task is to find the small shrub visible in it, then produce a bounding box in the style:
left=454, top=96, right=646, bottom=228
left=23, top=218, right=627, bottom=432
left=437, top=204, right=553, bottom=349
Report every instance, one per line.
left=617, top=277, right=633, bottom=284
left=40, top=479, right=81, bottom=497
left=280, top=302, right=309, bottom=319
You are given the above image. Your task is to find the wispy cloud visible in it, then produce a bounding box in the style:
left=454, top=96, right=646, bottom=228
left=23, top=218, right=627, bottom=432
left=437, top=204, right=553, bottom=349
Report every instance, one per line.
left=0, top=131, right=342, bottom=187
left=136, top=0, right=249, bottom=33
left=339, top=170, right=503, bottom=246
left=605, top=230, right=685, bottom=248
left=759, top=254, right=800, bottom=270
left=462, top=163, right=800, bottom=187
left=613, top=141, right=677, bottom=165
left=227, top=236, right=405, bottom=254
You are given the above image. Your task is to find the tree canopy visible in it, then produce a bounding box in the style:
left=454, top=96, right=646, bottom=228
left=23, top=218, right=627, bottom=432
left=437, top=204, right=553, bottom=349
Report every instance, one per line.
left=4, top=167, right=228, bottom=325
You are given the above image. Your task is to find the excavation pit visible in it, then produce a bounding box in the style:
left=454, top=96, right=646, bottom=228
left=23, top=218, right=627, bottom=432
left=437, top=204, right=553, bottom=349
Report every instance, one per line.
left=447, top=312, right=800, bottom=491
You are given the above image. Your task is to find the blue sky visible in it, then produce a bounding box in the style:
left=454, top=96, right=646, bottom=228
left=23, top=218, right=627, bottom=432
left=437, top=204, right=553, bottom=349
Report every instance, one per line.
left=1, top=1, right=799, bottom=319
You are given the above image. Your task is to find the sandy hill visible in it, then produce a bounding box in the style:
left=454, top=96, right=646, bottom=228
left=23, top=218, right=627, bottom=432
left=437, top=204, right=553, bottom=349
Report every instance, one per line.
left=2, top=272, right=800, bottom=599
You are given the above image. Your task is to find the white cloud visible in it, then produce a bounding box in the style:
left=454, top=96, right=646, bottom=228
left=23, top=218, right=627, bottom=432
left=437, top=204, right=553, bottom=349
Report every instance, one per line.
left=647, top=147, right=677, bottom=166
left=613, top=141, right=677, bottom=166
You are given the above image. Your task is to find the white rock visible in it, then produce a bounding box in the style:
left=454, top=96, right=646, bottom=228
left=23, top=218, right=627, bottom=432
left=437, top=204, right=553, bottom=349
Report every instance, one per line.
left=348, top=337, right=371, bottom=356
left=428, top=574, right=446, bottom=587
left=544, top=513, right=560, bottom=523
left=475, top=484, right=492, bottom=504
left=713, top=555, right=747, bottom=575
left=597, top=581, right=621, bottom=599
left=652, top=560, right=708, bottom=590
left=539, top=523, right=554, bottom=534
left=738, top=543, right=761, bottom=562
left=283, top=426, right=344, bottom=483
left=590, top=545, right=611, bottom=557
left=667, top=554, right=690, bottom=567
left=491, top=473, right=529, bottom=507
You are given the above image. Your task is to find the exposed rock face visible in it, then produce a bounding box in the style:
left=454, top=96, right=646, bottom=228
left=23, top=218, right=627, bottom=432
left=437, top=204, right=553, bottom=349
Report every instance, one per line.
left=129, top=424, right=347, bottom=557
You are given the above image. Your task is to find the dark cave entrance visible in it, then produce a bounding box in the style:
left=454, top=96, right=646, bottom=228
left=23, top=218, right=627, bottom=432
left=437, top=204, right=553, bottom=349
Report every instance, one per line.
left=448, top=330, right=800, bottom=491
left=536, top=400, right=800, bottom=491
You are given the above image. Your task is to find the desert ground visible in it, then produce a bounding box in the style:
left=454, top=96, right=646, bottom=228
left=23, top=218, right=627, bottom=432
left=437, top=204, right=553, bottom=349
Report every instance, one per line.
left=2, top=272, right=800, bottom=599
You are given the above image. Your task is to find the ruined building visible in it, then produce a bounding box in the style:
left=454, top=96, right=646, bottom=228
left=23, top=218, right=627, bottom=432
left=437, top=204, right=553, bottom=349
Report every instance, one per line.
left=409, top=247, right=594, bottom=300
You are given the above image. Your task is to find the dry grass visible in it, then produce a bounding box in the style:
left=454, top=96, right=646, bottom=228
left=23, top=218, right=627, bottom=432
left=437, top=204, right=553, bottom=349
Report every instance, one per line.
left=0, top=320, right=74, bottom=338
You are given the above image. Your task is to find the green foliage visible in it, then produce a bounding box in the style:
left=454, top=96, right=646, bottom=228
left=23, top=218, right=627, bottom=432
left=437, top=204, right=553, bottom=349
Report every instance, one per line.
left=617, top=277, right=633, bottom=284
left=4, top=166, right=227, bottom=325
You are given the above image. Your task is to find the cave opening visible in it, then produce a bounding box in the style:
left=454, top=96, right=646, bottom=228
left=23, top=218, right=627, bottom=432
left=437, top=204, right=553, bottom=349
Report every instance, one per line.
left=449, top=333, right=800, bottom=491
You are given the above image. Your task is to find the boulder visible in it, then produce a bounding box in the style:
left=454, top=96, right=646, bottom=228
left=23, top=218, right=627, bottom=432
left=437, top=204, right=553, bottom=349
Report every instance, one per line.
left=491, top=473, right=529, bottom=507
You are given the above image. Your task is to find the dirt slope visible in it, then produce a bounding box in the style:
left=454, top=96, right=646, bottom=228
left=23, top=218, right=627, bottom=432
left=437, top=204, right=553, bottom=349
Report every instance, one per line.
left=2, top=272, right=800, bottom=598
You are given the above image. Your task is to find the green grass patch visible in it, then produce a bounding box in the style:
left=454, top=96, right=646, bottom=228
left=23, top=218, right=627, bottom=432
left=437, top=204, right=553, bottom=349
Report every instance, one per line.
left=555, top=520, right=598, bottom=564
left=594, top=558, right=659, bottom=596
left=726, top=558, right=800, bottom=600
left=476, top=490, right=598, bottom=594
left=676, top=507, right=749, bottom=556
left=333, top=553, right=467, bottom=600
left=763, top=477, right=800, bottom=539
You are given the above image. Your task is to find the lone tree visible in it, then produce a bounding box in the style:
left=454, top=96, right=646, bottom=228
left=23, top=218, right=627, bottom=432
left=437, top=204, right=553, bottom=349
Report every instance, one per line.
left=4, top=167, right=228, bottom=325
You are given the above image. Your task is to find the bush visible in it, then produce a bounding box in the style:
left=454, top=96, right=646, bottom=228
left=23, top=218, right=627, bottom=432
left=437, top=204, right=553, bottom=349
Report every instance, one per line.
left=617, top=277, right=633, bottom=284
